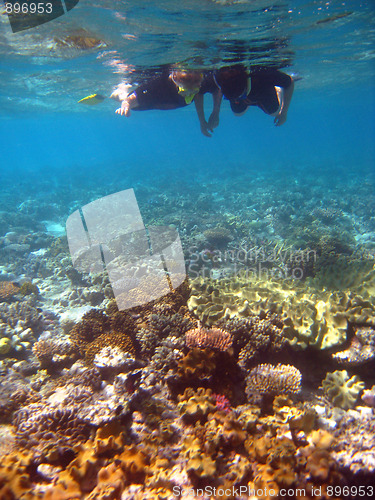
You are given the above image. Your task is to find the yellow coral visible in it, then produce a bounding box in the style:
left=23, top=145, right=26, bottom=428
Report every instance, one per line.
left=177, top=387, right=216, bottom=422
left=188, top=275, right=375, bottom=349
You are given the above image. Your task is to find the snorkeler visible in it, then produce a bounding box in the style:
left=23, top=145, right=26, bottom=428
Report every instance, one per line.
left=195, top=66, right=294, bottom=135
left=110, top=68, right=204, bottom=116
left=229, top=68, right=294, bottom=126
left=194, top=65, right=249, bottom=137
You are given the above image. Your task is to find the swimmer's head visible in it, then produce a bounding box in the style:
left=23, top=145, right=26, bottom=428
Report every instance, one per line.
left=214, top=65, right=249, bottom=100
left=230, top=99, right=248, bottom=115
left=171, top=69, right=203, bottom=95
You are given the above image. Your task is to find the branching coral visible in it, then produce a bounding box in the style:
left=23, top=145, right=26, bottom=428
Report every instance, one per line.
left=70, top=308, right=136, bottom=364
left=32, top=338, right=77, bottom=370
left=217, top=316, right=286, bottom=367
left=322, top=370, right=365, bottom=410
left=185, top=326, right=233, bottom=351
left=246, top=363, right=302, bottom=401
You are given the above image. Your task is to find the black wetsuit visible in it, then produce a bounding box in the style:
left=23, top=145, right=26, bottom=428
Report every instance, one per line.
left=230, top=69, right=293, bottom=115
left=131, top=75, right=187, bottom=110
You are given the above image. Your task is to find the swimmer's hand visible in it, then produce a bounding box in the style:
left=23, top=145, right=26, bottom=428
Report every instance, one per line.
left=274, top=110, right=287, bottom=126
left=200, top=120, right=213, bottom=137
left=208, top=112, right=219, bottom=130
left=115, top=99, right=131, bottom=116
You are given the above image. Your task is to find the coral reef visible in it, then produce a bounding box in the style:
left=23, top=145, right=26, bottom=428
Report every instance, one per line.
left=14, top=405, right=91, bottom=463
left=188, top=275, right=375, bottom=350
left=70, top=309, right=136, bottom=364
left=332, top=411, right=375, bottom=476
left=32, top=338, right=77, bottom=370
left=332, top=325, right=375, bottom=366
left=0, top=281, right=20, bottom=301
left=203, top=227, right=232, bottom=247
left=245, top=363, right=302, bottom=402
left=217, top=315, right=286, bottom=368
left=185, top=325, right=233, bottom=351
left=322, top=370, right=365, bottom=410
left=0, top=169, right=374, bottom=498
left=0, top=301, right=44, bottom=353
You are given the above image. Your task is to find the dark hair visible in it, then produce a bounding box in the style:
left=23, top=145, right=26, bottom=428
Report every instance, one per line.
left=230, top=99, right=248, bottom=114
left=214, top=65, right=248, bottom=100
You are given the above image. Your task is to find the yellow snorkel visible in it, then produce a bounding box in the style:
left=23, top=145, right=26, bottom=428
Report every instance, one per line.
left=171, top=70, right=203, bottom=105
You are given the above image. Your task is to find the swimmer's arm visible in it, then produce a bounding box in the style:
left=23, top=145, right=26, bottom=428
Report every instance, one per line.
left=207, top=89, right=222, bottom=130
left=194, top=93, right=212, bottom=137
left=274, top=78, right=294, bottom=126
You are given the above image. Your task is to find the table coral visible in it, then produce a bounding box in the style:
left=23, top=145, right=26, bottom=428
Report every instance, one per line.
left=322, top=370, right=365, bottom=410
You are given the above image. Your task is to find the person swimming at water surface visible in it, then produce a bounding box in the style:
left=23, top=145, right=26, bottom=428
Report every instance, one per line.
left=110, top=64, right=294, bottom=136
left=110, top=68, right=204, bottom=116
left=194, top=65, right=249, bottom=137
left=229, top=68, right=294, bottom=126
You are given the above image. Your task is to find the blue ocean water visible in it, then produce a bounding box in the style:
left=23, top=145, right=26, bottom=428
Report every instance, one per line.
left=1, top=2, right=375, bottom=496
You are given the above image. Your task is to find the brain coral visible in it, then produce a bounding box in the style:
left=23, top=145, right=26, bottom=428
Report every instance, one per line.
left=188, top=275, right=375, bottom=350
left=322, top=370, right=365, bottom=410
left=185, top=326, right=233, bottom=351
left=246, top=363, right=302, bottom=399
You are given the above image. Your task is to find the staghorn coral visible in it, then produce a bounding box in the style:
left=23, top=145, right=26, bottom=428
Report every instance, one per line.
left=246, top=363, right=302, bottom=401
left=185, top=325, right=233, bottom=351
left=322, top=370, right=365, bottom=410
